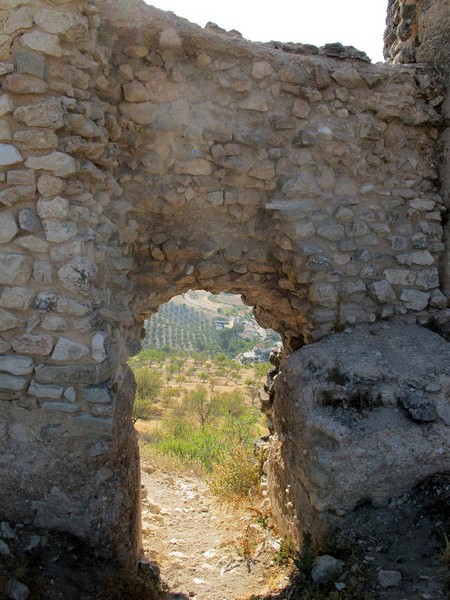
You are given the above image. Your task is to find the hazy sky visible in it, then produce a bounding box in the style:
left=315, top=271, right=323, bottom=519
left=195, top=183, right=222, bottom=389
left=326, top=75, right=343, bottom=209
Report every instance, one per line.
left=145, top=1, right=387, bottom=63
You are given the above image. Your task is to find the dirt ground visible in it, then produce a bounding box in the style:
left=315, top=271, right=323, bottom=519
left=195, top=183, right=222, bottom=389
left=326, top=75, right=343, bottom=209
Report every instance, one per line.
left=141, top=465, right=290, bottom=600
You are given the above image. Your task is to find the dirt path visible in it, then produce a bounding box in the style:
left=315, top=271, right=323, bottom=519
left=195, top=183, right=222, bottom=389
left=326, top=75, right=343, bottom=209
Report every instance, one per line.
left=140, top=465, right=290, bottom=600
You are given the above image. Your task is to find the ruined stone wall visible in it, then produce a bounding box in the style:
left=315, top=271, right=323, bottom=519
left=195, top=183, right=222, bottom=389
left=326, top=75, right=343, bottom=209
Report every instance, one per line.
left=384, top=0, right=450, bottom=69
left=0, top=0, right=448, bottom=566
left=384, top=0, right=450, bottom=300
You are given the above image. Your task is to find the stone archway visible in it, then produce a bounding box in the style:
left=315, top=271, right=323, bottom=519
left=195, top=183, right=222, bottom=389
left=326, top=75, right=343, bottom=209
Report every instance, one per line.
left=0, top=0, right=449, bottom=570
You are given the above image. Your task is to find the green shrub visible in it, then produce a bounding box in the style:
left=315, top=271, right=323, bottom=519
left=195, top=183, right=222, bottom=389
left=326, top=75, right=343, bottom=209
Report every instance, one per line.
left=156, top=422, right=223, bottom=471
left=132, top=396, right=155, bottom=423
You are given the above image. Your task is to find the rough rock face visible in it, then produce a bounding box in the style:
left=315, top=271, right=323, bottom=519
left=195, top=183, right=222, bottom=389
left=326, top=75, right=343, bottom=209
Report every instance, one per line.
left=0, top=0, right=448, bottom=567
left=268, top=323, right=450, bottom=544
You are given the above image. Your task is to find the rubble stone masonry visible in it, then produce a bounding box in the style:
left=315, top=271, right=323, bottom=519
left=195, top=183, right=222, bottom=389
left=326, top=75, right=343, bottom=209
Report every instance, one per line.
left=0, top=0, right=448, bottom=566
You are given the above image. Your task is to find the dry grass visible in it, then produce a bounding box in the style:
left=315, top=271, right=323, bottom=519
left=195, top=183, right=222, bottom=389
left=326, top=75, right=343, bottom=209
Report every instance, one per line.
left=208, top=444, right=261, bottom=499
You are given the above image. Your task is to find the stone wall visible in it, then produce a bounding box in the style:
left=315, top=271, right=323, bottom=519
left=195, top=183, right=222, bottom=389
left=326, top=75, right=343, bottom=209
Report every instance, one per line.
left=384, top=0, right=450, bottom=69
left=0, top=0, right=448, bottom=566
left=384, top=0, right=450, bottom=302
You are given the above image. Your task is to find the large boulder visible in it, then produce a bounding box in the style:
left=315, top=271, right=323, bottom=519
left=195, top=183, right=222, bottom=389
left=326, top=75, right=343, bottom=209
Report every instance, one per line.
left=268, top=322, right=450, bottom=545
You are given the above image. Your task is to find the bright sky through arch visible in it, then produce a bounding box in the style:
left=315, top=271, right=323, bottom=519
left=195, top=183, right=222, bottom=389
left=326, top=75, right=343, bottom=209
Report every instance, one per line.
left=145, top=0, right=387, bottom=63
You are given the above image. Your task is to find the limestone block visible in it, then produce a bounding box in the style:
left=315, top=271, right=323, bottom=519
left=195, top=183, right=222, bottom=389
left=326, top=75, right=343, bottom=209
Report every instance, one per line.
left=13, top=129, right=59, bottom=151
left=206, top=191, right=224, bottom=206
left=0, top=253, right=32, bottom=285
left=415, top=268, right=439, bottom=291
left=33, top=260, right=52, bottom=284
left=37, top=196, right=69, bottom=219
left=72, top=414, right=113, bottom=431
left=249, top=161, right=275, bottom=180
left=346, top=220, right=369, bottom=238
left=119, top=102, right=156, bottom=125
left=18, top=207, right=40, bottom=233
left=0, top=63, right=14, bottom=76
left=41, top=315, right=66, bottom=331
left=292, top=99, right=310, bottom=119
left=42, top=402, right=81, bottom=413
left=57, top=295, right=91, bottom=316
left=430, top=289, right=448, bottom=309
left=0, top=287, right=32, bottom=310
left=292, top=130, right=316, bottom=147
left=335, top=207, right=354, bottom=222
left=50, top=239, right=83, bottom=263
left=123, top=81, right=149, bottom=103
left=0, top=309, right=22, bottom=331
left=331, top=67, right=362, bottom=88
left=279, top=65, right=308, bottom=84
left=4, top=7, right=33, bottom=35
left=42, top=220, right=77, bottom=243
left=81, top=386, right=112, bottom=404
left=0, top=144, right=22, bottom=166
left=0, top=95, right=14, bottom=117
left=0, top=339, right=11, bottom=353
left=410, top=251, right=434, bottom=265
left=0, top=120, right=12, bottom=141
left=25, top=152, right=76, bottom=177
left=317, top=221, right=345, bottom=242
left=14, top=101, right=67, bottom=129
left=20, top=30, right=62, bottom=57
left=400, top=289, right=430, bottom=310
left=0, top=211, right=18, bottom=243
left=0, top=373, right=28, bottom=391
left=251, top=61, right=274, bottom=79
left=309, top=283, right=338, bottom=308
left=92, top=332, right=108, bottom=363
left=7, top=169, right=35, bottom=186
left=385, top=269, right=416, bottom=286
left=66, top=114, right=102, bottom=139
left=33, top=8, right=82, bottom=34
left=16, top=50, right=47, bottom=79
left=0, top=186, right=35, bottom=207
left=238, top=94, right=268, bottom=112
left=58, top=257, right=98, bottom=296
left=28, top=380, right=62, bottom=399
left=34, top=291, right=58, bottom=313
left=196, top=53, right=211, bottom=67
left=335, top=178, right=357, bottom=196
left=174, top=159, right=212, bottom=176
left=15, top=235, right=48, bottom=253
left=3, top=74, right=47, bottom=94
left=12, top=334, right=53, bottom=356
left=51, top=336, right=90, bottom=361
left=360, top=121, right=382, bottom=141
left=118, top=63, right=133, bottom=80
left=292, top=221, right=315, bottom=240
left=306, top=255, right=331, bottom=272
left=410, top=198, right=435, bottom=211
left=282, top=173, right=321, bottom=198
left=37, top=175, right=64, bottom=197
left=0, top=355, right=33, bottom=375
left=35, top=356, right=115, bottom=386
left=368, top=280, right=396, bottom=303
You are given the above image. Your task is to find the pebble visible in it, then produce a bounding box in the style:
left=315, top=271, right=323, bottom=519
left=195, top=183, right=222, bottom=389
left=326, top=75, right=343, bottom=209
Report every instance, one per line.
left=311, top=555, right=344, bottom=584
left=0, top=539, right=12, bottom=556
left=5, top=580, right=29, bottom=600
left=0, top=522, right=17, bottom=540
left=378, top=569, right=402, bottom=588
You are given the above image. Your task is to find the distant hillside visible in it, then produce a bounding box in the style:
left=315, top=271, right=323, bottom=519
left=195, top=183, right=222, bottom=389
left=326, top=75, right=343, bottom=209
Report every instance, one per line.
left=143, top=293, right=280, bottom=358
